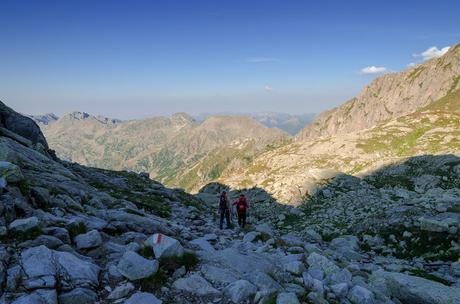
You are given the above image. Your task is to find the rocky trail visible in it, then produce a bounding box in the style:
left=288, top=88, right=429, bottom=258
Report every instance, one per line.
left=0, top=100, right=460, bottom=304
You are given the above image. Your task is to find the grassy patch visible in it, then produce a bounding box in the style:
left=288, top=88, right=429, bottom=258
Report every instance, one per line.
left=403, top=268, right=451, bottom=286
left=141, top=270, right=168, bottom=292
left=254, top=232, right=271, bottom=242
left=68, top=222, right=88, bottom=239
left=140, top=251, right=199, bottom=292
left=139, top=245, right=154, bottom=259
left=5, top=226, right=43, bottom=243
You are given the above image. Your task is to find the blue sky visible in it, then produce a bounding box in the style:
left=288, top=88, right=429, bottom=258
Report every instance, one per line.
left=1, top=0, right=460, bottom=119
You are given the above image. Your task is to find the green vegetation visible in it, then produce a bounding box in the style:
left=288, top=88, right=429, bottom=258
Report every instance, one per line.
left=87, top=169, right=172, bottom=218
left=378, top=225, right=459, bottom=262
left=447, top=75, right=460, bottom=95
left=141, top=252, right=199, bottom=292
left=407, top=66, right=425, bottom=82
left=403, top=268, right=452, bottom=286
left=254, top=232, right=271, bottom=242
left=4, top=226, right=43, bottom=243
left=68, top=222, right=87, bottom=239
left=139, top=245, right=154, bottom=259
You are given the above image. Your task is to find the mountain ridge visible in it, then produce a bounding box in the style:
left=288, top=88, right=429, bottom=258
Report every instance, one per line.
left=297, top=44, right=460, bottom=140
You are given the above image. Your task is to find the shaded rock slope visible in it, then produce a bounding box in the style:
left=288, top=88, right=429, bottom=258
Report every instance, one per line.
left=1, top=100, right=460, bottom=304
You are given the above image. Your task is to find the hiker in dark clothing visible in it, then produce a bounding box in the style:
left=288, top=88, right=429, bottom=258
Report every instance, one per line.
left=233, top=194, right=248, bottom=228
left=219, top=191, right=230, bottom=229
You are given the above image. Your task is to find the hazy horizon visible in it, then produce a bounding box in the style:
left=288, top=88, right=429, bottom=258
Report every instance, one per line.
left=2, top=0, right=460, bottom=119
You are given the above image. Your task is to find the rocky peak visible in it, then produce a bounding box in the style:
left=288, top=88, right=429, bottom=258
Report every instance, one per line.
left=60, top=111, right=121, bottom=125
left=171, top=112, right=196, bottom=125
left=28, top=113, right=59, bottom=125
left=297, top=43, right=460, bottom=140
left=0, top=101, right=49, bottom=149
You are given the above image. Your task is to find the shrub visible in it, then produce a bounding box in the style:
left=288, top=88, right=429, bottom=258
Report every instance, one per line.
left=68, top=222, right=87, bottom=239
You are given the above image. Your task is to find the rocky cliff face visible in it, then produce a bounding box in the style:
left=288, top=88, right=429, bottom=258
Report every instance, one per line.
left=297, top=44, right=460, bottom=140
left=1, top=102, right=460, bottom=304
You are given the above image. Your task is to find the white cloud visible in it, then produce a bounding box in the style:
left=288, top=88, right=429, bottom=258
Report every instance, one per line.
left=414, top=46, right=450, bottom=61
left=264, top=85, right=273, bottom=92
left=407, top=62, right=417, bottom=68
left=246, top=57, right=279, bottom=63
left=360, top=66, right=387, bottom=74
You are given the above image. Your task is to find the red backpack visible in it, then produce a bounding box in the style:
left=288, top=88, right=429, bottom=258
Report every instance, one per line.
left=236, top=197, right=248, bottom=211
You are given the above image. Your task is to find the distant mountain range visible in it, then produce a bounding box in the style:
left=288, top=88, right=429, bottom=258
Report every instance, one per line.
left=31, top=111, right=315, bottom=135
left=193, top=112, right=315, bottom=135
left=32, top=112, right=289, bottom=191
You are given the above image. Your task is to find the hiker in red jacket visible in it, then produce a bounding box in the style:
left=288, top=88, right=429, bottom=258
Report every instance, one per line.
left=233, top=194, right=248, bottom=228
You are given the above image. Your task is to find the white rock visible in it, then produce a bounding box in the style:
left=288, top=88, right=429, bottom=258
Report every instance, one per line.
left=243, top=231, right=259, bottom=242
left=107, top=282, right=135, bottom=300
left=224, top=279, right=257, bottom=303
left=189, top=237, right=215, bottom=252
left=9, top=217, right=39, bottom=233
left=117, top=251, right=159, bottom=280
left=284, top=261, right=306, bottom=275
left=173, top=274, right=220, bottom=297
left=145, top=233, right=184, bottom=258
left=347, top=285, right=375, bottom=304
left=371, top=270, right=460, bottom=304
left=201, top=264, right=238, bottom=284
left=74, top=230, right=103, bottom=250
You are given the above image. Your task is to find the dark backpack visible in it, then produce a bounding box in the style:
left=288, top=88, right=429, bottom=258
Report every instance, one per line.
left=219, top=195, right=228, bottom=210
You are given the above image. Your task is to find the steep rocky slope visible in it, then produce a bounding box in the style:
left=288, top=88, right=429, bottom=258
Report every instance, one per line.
left=220, top=47, right=460, bottom=204
left=38, top=112, right=289, bottom=191
left=2, top=100, right=460, bottom=304
left=297, top=44, right=460, bottom=140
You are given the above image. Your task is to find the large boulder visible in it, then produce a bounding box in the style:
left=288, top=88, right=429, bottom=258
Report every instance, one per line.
left=201, top=264, right=239, bottom=285
left=117, top=251, right=159, bottom=281
left=53, top=250, right=100, bottom=289
left=20, top=245, right=56, bottom=289
left=370, top=270, right=460, bottom=304
left=74, top=230, right=103, bottom=250
left=347, top=285, right=375, bottom=304
left=9, top=217, right=40, bottom=233
left=0, top=101, right=49, bottom=148
left=224, top=280, right=258, bottom=303
left=244, top=270, right=282, bottom=293
left=0, top=161, right=24, bottom=183
left=200, top=247, right=278, bottom=276
left=145, top=233, right=184, bottom=259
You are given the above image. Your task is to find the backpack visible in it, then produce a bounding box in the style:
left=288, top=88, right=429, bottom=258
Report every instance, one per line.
left=237, top=197, right=247, bottom=211
left=219, top=195, right=228, bottom=210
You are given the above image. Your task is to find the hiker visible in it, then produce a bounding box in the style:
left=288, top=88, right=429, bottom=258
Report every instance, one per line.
left=233, top=194, right=248, bottom=228
left=219, top=191, right=230, bottom=229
